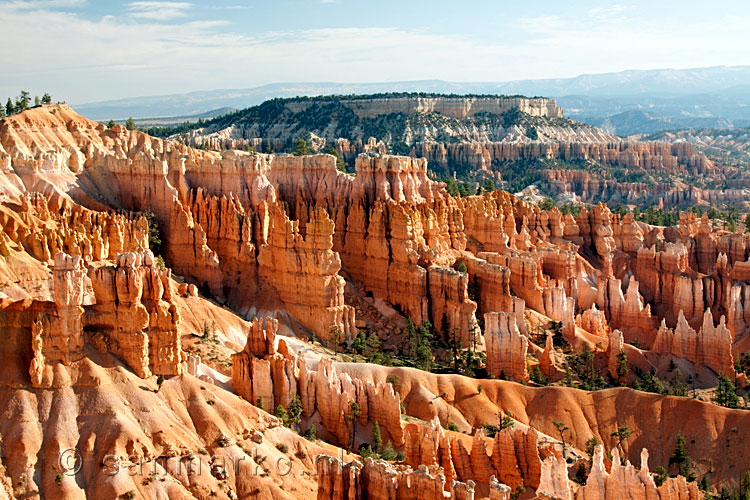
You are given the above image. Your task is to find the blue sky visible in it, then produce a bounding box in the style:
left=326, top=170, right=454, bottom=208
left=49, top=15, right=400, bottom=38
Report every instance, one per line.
left=2, top=0, right=749, bottom=104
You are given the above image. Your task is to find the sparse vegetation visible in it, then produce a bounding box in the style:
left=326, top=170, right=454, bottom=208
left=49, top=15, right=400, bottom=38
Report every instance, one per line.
left=275, top=443, right=289, bottom=453
left=445, top=421, right=459, bottom=432
left=669, top=432, right=694, bottom=481
left=371, top=421, right=383, bottom=452
left=714, top=375, right=740, bottom=409
left=553, top=420, right=571, bottom=458
left=301, top=424, right=319, bottom=441
left=610, top=426, right=632, bottom=454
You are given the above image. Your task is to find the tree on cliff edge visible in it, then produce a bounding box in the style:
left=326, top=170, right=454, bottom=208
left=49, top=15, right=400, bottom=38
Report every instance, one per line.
left=294, top=136, right=310, bottom=156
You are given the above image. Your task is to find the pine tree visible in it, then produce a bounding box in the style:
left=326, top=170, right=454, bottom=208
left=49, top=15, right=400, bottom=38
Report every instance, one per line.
left=41, top=93, right=51, bottom=105
left=345, top=402, right=361, bottom=450
left=669, top=432, right=692, bottom=479
left=366, top=330, right=381, bottom=356
left=445, top=178, right=459, bottom=197
left=287, top=394, right=303, bottom=429
left=274, top=404, right=289, bottom=424
left=610, top=426, right=632, bottom=454
left=553, top=420, right=571, bottom=458
left=0, top=105, right=4, bottom=119
left=585, top=436, right=601, bottom=457
left=653, top=466, right=668, bottom=487
left=107, top=120, right=115, bottom=128
left=6, top=98, right=14, bottom=116
left=17, top=91, right=30, bottom=111
left=125, top=117, right=136, bottom=131
left=381, top=441, right=397, bottom=461
left=371, top=421, right=382, bottom=452
left=302, top=424, right=318, bottom=441
left=714, top=375, right=739, bottom=408
left=352, top=330, right=366, bottom=354
left=616, top=350, right=628, bottom=378
left=414, top=321, right=434, bottom=371
left=294, top=136, right=310, bottom=156
left=739, top=469, right=750, bottom=500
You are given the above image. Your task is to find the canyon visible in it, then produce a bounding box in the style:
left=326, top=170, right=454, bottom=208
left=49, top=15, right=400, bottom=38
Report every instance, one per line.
left=165, top=94, right=750, bottom=210
left=0, top=104, right=749, bottom=500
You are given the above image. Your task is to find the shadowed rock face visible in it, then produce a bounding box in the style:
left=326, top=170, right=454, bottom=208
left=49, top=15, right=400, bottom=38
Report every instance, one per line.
left=1, top=105, right=750, bottom=499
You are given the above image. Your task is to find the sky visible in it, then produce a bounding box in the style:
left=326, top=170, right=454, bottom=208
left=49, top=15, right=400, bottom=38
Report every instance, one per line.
left=2, top=0, right=750, bottom=105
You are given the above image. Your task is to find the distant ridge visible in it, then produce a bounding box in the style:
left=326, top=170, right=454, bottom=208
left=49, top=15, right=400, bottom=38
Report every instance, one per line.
left=74, top=65, right=750, bottom=136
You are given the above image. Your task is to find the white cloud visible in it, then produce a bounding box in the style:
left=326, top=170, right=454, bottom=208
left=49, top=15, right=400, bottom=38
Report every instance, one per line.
left=0, top=0, right=748, bottom=104
left=588, top=4, right=631, bottom=22
left=127, top=1, right=192, bottom=20
left=4, top=0, right=86, bottom=8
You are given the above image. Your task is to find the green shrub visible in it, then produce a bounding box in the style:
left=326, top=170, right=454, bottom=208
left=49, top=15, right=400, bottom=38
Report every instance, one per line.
left=275, top=443, right=289, bottom=453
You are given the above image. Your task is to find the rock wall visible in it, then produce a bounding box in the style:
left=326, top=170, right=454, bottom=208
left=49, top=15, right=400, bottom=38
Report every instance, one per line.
left=28, top=252, right=87, bottom=387
left=0, top=193, right=148, bottom=263
left=232, top=318, right=404, bottom=447
left=485, top=312, right=529, bottom=381
left=404, top=416, right=543, bottom=490
left=652, top=310, right=735, bottom=377
left=414, top=139, right=711, bottom=175
left=315, top=455, right=481, bottom=500
left=574, top=446, right=701, bottom=500
left=86, top=251, right=183, bottom=377
left=257, top=205, right=356, bottom=342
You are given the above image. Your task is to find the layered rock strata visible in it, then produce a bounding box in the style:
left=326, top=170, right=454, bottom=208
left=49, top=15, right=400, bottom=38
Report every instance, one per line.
left=232, top=317, right=404, bottom=447
left=485, top=312, right=529, bottom=381
left=315, top=455, right=482, bottom=500
left=86, top=251, right=184, bottom=377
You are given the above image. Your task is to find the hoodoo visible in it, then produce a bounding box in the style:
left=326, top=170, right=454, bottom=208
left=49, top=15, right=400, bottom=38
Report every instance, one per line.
left=0, top=97, right=749, bottom=499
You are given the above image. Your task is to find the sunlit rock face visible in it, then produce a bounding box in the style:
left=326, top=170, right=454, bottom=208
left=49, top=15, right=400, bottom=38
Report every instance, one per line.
left=0, top=104, right=747, bottom=500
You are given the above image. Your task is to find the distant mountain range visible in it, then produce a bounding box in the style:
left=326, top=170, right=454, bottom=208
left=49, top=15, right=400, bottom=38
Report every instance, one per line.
left=74, top=65, right=750, bottom=135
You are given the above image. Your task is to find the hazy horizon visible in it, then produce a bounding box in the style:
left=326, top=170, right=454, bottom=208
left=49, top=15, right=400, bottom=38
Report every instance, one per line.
left=2, top=0, right=750, bottom=104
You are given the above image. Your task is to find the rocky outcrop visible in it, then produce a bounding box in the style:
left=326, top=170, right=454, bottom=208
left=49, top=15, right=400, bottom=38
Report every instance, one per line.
left=634, top=243, right=707, bottom=325
left=652, top=310, right=735, bottom=376
left=427, top=265, right=479, bottom=346
left=537, top=454, right=572, bottom=500
left=404, top=417, right=543, bottom=491
left=352, top=155, right=446, bottom=205
left=86, top=251, right=183, bottom=377
left=0, top=193, right=148, bottom=263
left=28, top=252, right=86, bottom=387
left=258, top=205, right=356, bottom=342
left=606, top=329, right=624, bottom=381
left=575, top=446, right=702, bottom=500
left=315, top=454, right=483, bottom=500
left=596, top=277, right=657, bottom=346
left=232, top=318, right=404, bottom=447
left=485, top=312, right=529, bottom=381
left=577, top=304, right=610, bottom=338
left=540, top=333, right=556, bottom=378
